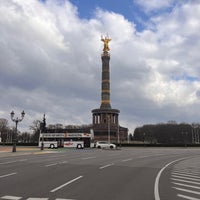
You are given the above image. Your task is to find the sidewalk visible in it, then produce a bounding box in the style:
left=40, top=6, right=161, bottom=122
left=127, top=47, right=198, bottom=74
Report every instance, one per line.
left=0, top=146, right=56, bottom=157
left=0, top=146, right=38, bottom=152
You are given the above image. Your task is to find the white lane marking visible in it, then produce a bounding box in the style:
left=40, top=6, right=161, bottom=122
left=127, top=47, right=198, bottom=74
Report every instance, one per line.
left=171, top=178, right=200, bottom=185
left=61, top=161, right=68, bottom=164
left=172, top=175, right=200, bottom=182
left=0, top=161, right=18, bottom=165
left=50, top=176, right=83, bottom=193
left=154, top=158, right=186, bottom=200
left=0, top=159, right=27, bottom=165
left=45, top=163, right=57, bottom=167
left=172, top=182, right=200, bottom=190
left=173, top=168, right=200, bottom=175
left=177, top=194, right=200, bottom=200
left=56, top=199, right=76, bottom=200
left=173, top=187, right=200, bottom=195
left=99, top=163, right=114, bottom=169
left=1, top=196, right=21, bottom=200
left=172, top=170, right=200, bottom=176
left=172, top=172, right=200, bottom=179
left=45, top=161, right=68, bottom=167
left=139, top=156, right=148, bottom=158
left=27, top=198, right=48, bottom=200
left=0, top=172, right=17, bottom=178
left=19, top=159, right=27, bottom=162
left=81, top=157, right=96, bottom=160
left=121, top=158, right=132, bottom=162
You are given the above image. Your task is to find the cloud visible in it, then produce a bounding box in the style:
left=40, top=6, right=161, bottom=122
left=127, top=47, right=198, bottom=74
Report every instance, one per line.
left=133, top=0, right=177, bottom=13
left=0, top=0, right=200, bottom=133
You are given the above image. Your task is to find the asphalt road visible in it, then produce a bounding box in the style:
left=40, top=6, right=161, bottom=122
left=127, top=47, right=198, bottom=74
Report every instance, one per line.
left=0, top=147, right=200, bottom=200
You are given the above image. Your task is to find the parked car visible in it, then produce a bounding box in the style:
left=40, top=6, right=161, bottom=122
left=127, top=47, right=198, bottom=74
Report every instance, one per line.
left=95, top=141, right=116, bottom=149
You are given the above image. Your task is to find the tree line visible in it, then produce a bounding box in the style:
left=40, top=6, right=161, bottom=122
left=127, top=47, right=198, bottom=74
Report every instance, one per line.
left=133, top=122, right=200, bottom=144
left=0, top=117, right=93, bottom=145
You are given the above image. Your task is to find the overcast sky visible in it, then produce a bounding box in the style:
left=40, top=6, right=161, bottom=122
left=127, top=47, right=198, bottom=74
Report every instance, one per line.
left=1, top=0, right=200, bottom=133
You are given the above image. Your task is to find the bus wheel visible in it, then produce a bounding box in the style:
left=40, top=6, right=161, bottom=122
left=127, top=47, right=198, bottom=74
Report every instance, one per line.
left=77, top=144, right=82, bottom=149
left=50, top=144, right=55, bottom=149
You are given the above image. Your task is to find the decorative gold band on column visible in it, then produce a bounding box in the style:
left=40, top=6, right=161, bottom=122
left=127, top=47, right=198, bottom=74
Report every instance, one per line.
left=102, top=90, right=110, bottom=93
left=102, top=80, right=110, bottom=83
left=101, top=100, right=110, bottom=103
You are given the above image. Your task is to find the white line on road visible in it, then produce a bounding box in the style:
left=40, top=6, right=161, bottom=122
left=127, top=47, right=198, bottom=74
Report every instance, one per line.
left=138, top=156, right=148, bottom=158
left=27, top=198, right=48, bottom=200
left=172, top=182, right=200, bottom=190
left=172, top=172, right=200, bottom=179
left=1, top=196, right=21, bottom=200
left=56, top=199, right=77, bottom=200
left=0, top=161, right=18, bottom=165
left=154, top=157, right=186, bottom=200
left=172, top=175, right=200, bottom=182
left=45, top=163, right=58, bottom=167
left=171, top=178, right=200, bottom=185
left=121, top=158, right=132, bottom=162
left=99, top=163, right=114, bottom=169
left=81, top=157, right=96, bottom=160
left=0, top=172, right=17, bottom=178
left=172, top=170, right=200, bottom=176
left=50, top=176, right=83, bottom=193
left=45, top=161, right=68, bottom=167
left=19, top=159, right=27, bottom=162
left=173, top=187, right=200, bottom=195
left=177, top=194, right=200, bottom=200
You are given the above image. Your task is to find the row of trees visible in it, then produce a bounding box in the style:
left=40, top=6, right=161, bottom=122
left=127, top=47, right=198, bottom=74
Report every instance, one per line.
left=133, top=122, right=200, bottom=144
left=2, top=117, right=200, bottom=145
left=0, top=117, right=93, bottom=144
left=0, top=118, right=41, bottom=144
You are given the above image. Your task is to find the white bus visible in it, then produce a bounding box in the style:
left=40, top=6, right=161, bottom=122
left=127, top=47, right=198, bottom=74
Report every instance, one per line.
left=38, top=131, right=93, bottom=149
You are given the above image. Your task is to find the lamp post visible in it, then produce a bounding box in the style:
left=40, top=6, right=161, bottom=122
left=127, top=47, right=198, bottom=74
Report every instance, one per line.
left=108, top=115, right=110, bottom=144
left=10, top=110, right=25, bottom=152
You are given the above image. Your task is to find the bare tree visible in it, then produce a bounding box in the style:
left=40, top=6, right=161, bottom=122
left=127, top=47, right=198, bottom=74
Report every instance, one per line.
left=0, top=118, right=9, bottom=143
left=29, top=120, right=41, bottom=143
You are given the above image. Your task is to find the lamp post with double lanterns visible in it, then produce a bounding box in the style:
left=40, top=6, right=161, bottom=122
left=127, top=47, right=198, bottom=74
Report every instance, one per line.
left=10, top=110, right=25, bottom=152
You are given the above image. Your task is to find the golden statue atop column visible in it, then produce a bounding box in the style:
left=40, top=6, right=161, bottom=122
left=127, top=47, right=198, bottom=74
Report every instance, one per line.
left=101, top=34, right=111, bottom=52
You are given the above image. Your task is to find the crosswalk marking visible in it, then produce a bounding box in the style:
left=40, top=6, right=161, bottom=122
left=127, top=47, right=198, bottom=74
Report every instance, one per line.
left=177, top=194, right=200, bottom=200
left=172, top=182, right=200, bottom=190
left=172, top=172, right=200, bottom=179
left=171, top=157, right=200, bottom=200
left=173, top=187, right=200, bottom=195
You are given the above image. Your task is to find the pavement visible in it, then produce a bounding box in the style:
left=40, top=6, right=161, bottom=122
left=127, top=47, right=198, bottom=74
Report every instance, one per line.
left=0, top=146, right=56, bottom=157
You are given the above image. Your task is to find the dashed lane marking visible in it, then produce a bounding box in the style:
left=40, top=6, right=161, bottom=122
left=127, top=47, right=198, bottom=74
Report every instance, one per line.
left=1, top=196, right=21, bottom=200
left=45, top=161, right=68, bottom=167
left=121, top=158, right=132, bottom=162
left=81, top=157, right=96, bottom=160
left=1, top=197, right=76, bottom=200
left=99, top=163, right=114, bottom=169
left=0, top=173, right=17, bottom=179
left=50, top=176, right=83, bottom=193
left=27, top=198, right=48, bottom=200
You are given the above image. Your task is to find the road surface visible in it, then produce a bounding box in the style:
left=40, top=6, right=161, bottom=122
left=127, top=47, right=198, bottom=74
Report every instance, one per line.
left=0, top=147, right=200, bottom=200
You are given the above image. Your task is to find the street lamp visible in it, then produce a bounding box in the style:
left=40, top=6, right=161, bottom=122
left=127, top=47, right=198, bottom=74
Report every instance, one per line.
left=10, top=110, right=25, bottom=152
left=108, top=115, right=110, bottom=144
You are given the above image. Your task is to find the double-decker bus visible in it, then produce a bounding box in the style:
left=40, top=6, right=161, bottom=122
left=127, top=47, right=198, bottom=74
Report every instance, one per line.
left=38, top=131, right=93, bottom=149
